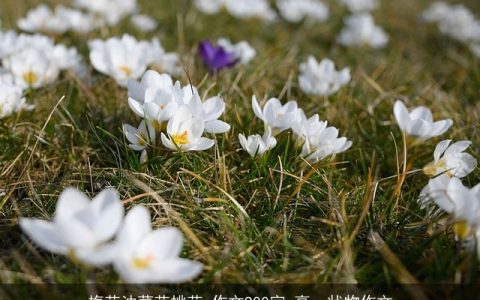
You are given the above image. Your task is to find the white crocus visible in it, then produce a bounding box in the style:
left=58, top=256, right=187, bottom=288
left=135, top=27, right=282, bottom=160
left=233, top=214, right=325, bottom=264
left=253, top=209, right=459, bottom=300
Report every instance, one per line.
left=422, top=2, right=450, bottom=23
left=224, top=0, right=277, bottom=21
left=123, top=120, right=156, bottom=152
left=131, top=14, right=158, bottom=32
left=0, top=30, right=19, bottom=59
left=277, top=0, right=329, bottom=23
left=301, top=126, right=352, bottom=162
left=437, top=4, right=480, bottom=44
left=341, top=0, right=378, bottom=13
left=161, top=106, right=215, bottom=151
left=337, top=13, right=389, bottom=48
left=291, top=109, right=327, bottom=145
left=19, top=188, right=123, bottom=266
left=114, top=206, right=203, bottom=284
left=194, top=0, right=224, bottom=14
left=423, top=140, right=477, bottom=178
left=55, top=6, right=102, bottom=33
left=238, top=127, right=277, bottom=158
left=393, top=100, right=453, bottom=140
left=217, top=38, right=256, bottom=64
left=298, top=56, right=350, bottom=96
left=252, top=96, right=298, bottom=135
left=17, top=5, right=69, bottom=34
left=73, top=0, right=137, bottom=26
left=89, top=34, right=151, bottom=87
left=0, top=83, right=34, bottom=119
left=145, top=38, right=183, bottom=76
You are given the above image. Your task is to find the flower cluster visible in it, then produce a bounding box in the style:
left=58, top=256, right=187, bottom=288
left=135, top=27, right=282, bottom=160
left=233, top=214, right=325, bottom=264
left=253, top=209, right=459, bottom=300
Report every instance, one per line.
left=238, top=96, right=352, bottom=160
left=20, top=187, right=203, bottom=283
left=422, top=2, right=480, bottom=58
left=89, top=34, right=181, bottom=87
left=194, top=0, right=276, bottom=21
left=124, top=70, right=230, bottom=160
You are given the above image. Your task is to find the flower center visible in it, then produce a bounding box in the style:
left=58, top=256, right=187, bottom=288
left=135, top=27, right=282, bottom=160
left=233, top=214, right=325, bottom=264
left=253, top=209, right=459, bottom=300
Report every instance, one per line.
left=172, top=131, right=189, bottom=145
left=453, top=221, right=470, bottom=240
left=132, top=254, right=155, bottom=269
left=118, top=65, right=132, bottom=76
left=136, top=132, right=148, bottom=146
left=23, top=71, right=39, bottom=86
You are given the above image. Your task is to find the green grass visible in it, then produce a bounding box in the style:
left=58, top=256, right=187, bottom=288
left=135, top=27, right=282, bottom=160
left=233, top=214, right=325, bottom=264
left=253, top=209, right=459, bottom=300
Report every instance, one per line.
left=1, top=0, right=480, bottom=286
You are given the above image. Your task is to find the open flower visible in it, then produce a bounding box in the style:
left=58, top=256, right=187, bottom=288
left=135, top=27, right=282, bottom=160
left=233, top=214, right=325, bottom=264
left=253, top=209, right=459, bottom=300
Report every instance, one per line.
left=277, top=0, right=329, bottom=23
left=340, top=0, right=378, bottom=13
left=161, top=106, right=215, bottom=151
left=123, top=120, right=156, bottom=152
left=238, top=127, right=277, bottom=158
left=301, top=126, right=352, bottom=162
left=0, top=83, right=34, bottom=119
left=17, top=5, right=69, bottom=34
left=423, top=140, right=477, bottom=178
left=217, top=38, right=256, bottom=65
left=131, top=14, right=158, bottom=32
left=252, top=95, right=298, bottom=135
left=337, top=13, right=389, bottom=48
left=198, top=40, right=237, bottom=72
left=20, top=188, right=123, bottom=266
left=114, top=206, right=203, bottom=283
left=298, top=56, right=350, bottom=96
left=291, top=109, right=327, bottom=145
left=393, top=100, right=453, bottom=140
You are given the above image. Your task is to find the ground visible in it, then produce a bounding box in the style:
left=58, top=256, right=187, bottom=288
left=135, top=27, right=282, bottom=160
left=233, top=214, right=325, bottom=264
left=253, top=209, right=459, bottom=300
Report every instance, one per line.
left=1, top=0, right=480, bottom=287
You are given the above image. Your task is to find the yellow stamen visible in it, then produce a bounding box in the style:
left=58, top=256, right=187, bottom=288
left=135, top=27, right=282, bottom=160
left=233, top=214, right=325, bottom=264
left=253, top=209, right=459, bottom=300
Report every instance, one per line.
left=172, top=131, right=189, bottom=145
left=118, top=65, right=132, bottom=76
left=23, top=71, right=39, bottom=86
left=132, top=254, right=155, bottom=269
left=453, top=221, right=470, bottom=240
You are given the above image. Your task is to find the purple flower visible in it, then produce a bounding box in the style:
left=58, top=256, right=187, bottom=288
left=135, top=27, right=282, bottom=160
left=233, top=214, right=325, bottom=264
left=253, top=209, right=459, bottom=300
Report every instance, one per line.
left=198, top=40, right=238, bottom=72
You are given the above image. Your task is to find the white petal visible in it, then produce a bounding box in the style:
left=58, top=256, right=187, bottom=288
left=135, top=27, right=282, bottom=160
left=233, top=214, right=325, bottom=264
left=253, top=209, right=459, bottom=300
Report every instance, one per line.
left=19, top=218, right=68, bottom=254
left=204, top=120, right=231, bottom=134
left=75, top=242, right=118, bottom=266
left=433, top=140, right=451, bottom=162
left=137, top=227, right=184, bottom=260
left=54, top=188, right=90, bottom=222
left=149, top=258, right=203, bottom=283
left=91, top=188, right=124, bottom=242
left=393, top=100, right=410, bottom=131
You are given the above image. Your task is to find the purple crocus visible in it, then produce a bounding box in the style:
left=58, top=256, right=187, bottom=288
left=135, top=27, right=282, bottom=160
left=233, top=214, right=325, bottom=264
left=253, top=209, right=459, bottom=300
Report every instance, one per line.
left=198, top=40, right=238, bottom=73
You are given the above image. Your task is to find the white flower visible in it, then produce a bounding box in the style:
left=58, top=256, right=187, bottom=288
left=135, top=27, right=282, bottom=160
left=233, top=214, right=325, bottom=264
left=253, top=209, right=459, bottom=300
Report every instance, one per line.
left=17, top=5, right=69, bottom=34
left=217, top=38, right=256, bottom=64
left=301, top=126, right=352, bottom=162
left=291, top=109, right=327, bottom=144
left=238, top=127, right=277, bottom=158
left=20, top=188, right=123, bottom=266
left=423, top=140, right=477, bottom=178
left=277, top=0, right=329, bottom=23
left=145, top=38, right=183, bottom=76
left=113, top=206, right=203, bottom=284
left=194, top=0, right=224, bottom=14
left=298, top=56, right=350, bottom=96
left=131, top=14, right=158, bottom=32
left=161, top=106, right=215, bottom=151
left=422, top=2, right=450, bottom=23
left=3, top=47, right=59, bottom=89
left=0, top=83, right=34, bottom=119
left=337, top=13, right=389, bottom=48
left=89, top=34, right=151, bottom=86
left=0, top=30, right=19, bottom=59
left=340, top=0, right=378, bottom=13
left=252, top=95, right=298, bottom=135
left=471, top=43, right=480, bottom=58
left=123, top=120, right=156, bottom=152
left=52, top=44, right=87, bottom=77
left=73, top=0, right=138, bottom=26
left=438, top=4, right=480, bottom=43
left=55, top=6, right=102, bottom=33
left=224, top=0, right=277, bottom=21
left=393, top=100, right=453, bottom=140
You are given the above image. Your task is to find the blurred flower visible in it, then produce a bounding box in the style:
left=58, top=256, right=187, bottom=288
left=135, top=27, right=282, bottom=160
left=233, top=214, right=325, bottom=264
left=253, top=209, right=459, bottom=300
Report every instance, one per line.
left=224, top=0, right=276, bottom=21
left=113, top=206, right=203, bottom=284
left=437, top=4, right=480, bottom=44
left=337, top=13, right=389, bottom=48
left=471, top=44, right=480, bottom=58
left=340, top=0, right=378, bottom=13
left=17, top=4, right=69, bottom=34
left=423, top=140, right=477, bottom=178
left=131, top=14, right=158, bottom=32
left=393, top=100, right=453, bottom=140
left=194, top=0, right=224, bottom=14
left=198, top=40, right=237, bottom=72
left=252, top=95, right=298, bottom=135
left=0, top=83, right=34, bottom=119
left=55, top=6, right=102, bottom=33
left=20, top=188, right=123, bottom=266
left=123, top=120, right=156, bottom=152
left=298, top=56, right=350, bottom=96
left=73, top=0, right=138, bottom=26
left=422, top=2, right=450, bottom=23
left=161, top=106, right=215, bottom=151
left=301, top=126, right=352, bottom=162
left=0, top=31, right=19, bottom=59
left=238, top=127, right=277, bottom=158
left=145, top=38, right=183, bottom=76
left=217, top=38, right=256, bottom=65
left=277, top=0, right=329, bottom=23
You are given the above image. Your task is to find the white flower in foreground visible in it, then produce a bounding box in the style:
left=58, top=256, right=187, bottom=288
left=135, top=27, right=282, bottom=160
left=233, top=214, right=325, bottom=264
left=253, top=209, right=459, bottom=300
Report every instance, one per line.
left=123, top=120, right=156, bottom=151
left=194, top=0, right=224, bottom=14
left=393, top=100, right=453, bottom=140
left=114, top=206, right=203, bottom=284
left=17, top=5, right=69, bottom=34
left=217, top=38, right=256, bottom=64
left=239, top=127, right=277, bottom=158
left=298, top=56, right=350, bottom=96
left=291, top=109, right=327, bottom=144
left=161, top=106, right=215, bottom=151
left=277, top=0, right=329, bottom=23
left=423, top=140, right=477, bottom=178
left=337, top=13, right=389, bottom=48
left=131, top=14, right=158, bottom=32
left=0, top=83, right=34, bottom=119
left=73, top=0, right=137, bottom=26
left=341, top=0, right=378, bottom=13
left=301, top=126, right=352, bottom=162
left=20, top=188, right=123, bottom=266
left=252, top=96, right=298, bottom=135
left=89, top=34, right=151, bottom=86
left=422, top=2, right=450, bottom=23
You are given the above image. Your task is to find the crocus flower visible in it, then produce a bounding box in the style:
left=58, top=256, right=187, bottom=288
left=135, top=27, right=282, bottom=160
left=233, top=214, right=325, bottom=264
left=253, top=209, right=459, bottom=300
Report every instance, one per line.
left=217, top=38, right=256, bottom=65
left=238, top=127, right=277, bottom=158
left=423, top=140, right=477, bottom=178
left=161, top=106, right=215, bottom=151
left=0, top=83, right=34, bottom=119
left=291, top=109, right=327, bottom=145
left=437, top=4, right=480, bottom=44
left=131, top=14, right=158, bottom=32
left=422, top=2, right=450, bottom=23
left=113, top=206, right=203, bottom=284
left=252, top=95, right=299, bottom=135
left=123, top=120, right=156, bottom=152
left=337, top=13, right=389, bottom=48
left=224, top=0, right=277, bottom=21
left=198, top=40, right=237, bottom=72
left=277, top=0, right=329, bottom=23
left=298, top=56, right=351, bottom=96
left=340, top=0, right=378, bottom=13
left=17, top=4, right=69, bottom=34
left=301, top=126, right=352, bottom=162
left=393, top=100, right=453, bottom=140
left=73, top=0, right=137, bottom=26
left=20, top=188, right=123, bottom=266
